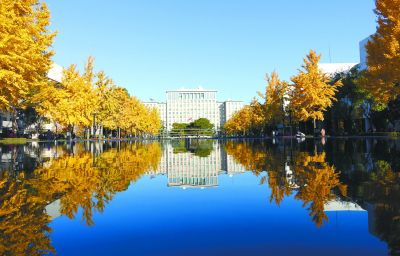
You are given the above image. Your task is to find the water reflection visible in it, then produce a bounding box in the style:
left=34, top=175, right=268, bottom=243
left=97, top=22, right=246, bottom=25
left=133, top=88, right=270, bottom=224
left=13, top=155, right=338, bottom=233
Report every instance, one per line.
left=225, top=141, right=348, bottom=227
left=150, top=140, right=245, bottom=188
left=0, top=141, right=161, bottom=255
left=0, top=139, right=399, bottom=255
left=225, top=138, right=400, bottom=255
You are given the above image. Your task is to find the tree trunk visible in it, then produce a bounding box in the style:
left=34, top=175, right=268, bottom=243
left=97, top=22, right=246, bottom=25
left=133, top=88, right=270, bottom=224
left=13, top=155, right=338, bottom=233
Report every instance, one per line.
left=11, top=107, right=18, bottom=137
left=70, top=125, right=74, bottom=141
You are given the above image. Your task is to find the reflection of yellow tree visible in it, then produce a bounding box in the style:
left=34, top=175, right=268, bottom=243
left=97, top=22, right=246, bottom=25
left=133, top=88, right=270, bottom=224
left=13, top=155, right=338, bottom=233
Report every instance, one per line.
left=293, top=152, right=347, bottom=227
left=0, top=142, right=161, bottom=255
left=33, top=142, right=161, bottom=226
left=0, top=172, right=55, bottom=256
left=264, top=171, right=293, bottom=206
left=225, top=141, right=269, bottom=174
left=225, top=141, right=293, bottom=205
left=225, top=141, right=347, bottom=227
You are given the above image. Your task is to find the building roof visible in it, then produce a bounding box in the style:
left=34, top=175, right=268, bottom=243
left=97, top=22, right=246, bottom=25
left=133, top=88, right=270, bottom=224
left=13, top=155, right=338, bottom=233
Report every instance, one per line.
left=318, top=63, right=358, bottom=76
left=166, top=86, right=217, bottom=93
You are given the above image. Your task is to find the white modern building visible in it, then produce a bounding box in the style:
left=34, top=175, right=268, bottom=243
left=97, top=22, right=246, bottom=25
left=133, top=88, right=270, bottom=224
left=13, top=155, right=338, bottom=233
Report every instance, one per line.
left=219, top=100, right=244, bottom=129
left=318, top=63, right=358, bottom=76
left=359, top=36, right=371, bottom=71
left=144, top=87, right=244, bottom=132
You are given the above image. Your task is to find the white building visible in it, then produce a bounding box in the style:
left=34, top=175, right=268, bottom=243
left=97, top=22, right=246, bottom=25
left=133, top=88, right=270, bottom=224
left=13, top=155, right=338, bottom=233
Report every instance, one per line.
left=219, top=100, right=244, bottom=128
left=144, top=87, right=244, bottom=132
left=359, top=36, right=372, bottom=71
left=318, top=63, right=358, bottom=77
left=166, top=87, right=219, bottom=131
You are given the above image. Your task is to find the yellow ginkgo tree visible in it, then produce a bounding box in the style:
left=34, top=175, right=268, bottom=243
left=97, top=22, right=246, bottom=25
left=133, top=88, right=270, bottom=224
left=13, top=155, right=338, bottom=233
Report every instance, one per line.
left=259, top=71, right=289, bottom=126
left=290, top=50, right=342, bottom=129
left=0, top=0, right=56, bottom=130
left=360, top=0, right=400, bottom=107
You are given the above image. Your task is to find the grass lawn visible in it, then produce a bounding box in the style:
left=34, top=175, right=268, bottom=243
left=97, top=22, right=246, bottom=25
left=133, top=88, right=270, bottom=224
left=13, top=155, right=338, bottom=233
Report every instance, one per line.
left=0, top=137, right=28, bottom=144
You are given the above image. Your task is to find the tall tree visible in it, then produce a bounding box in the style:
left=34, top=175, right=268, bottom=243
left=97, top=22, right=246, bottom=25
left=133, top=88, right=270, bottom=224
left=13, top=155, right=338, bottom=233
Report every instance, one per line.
left=0, top=0, right=56, bottom=129
left=37, top=63, right=97, bottom=136
left=290, top=50, right=342, bottom=129
left=258, top=71, right=289, bottom=126
left=360, top=0, right=400, bottom=107
left=94, top=70, right=116, bottom=136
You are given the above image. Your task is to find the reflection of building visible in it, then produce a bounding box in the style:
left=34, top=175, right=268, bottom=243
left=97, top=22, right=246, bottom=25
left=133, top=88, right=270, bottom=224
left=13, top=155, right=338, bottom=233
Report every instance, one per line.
left=148, top=141, right=246, bottom=188
left=45, top=199, right=61, bottom=220
left=220, top=148, right=246, bottom=176
left=167, top=146, right=220, bottom=187
left=144, top=87, right=244, bottom=132
left=324, top=199, right=365, bottom=212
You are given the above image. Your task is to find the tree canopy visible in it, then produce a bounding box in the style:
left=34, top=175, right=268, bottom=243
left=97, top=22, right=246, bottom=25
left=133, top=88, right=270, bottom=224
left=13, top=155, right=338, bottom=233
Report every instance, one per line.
left=360, top=0, right=400, bottom=107
left=0, top=0, right=56, bottom=111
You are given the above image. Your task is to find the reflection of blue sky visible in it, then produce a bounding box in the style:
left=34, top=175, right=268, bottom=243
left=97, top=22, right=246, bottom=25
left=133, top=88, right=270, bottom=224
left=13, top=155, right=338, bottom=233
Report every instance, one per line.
left=50, top=173, right=386, bottom=256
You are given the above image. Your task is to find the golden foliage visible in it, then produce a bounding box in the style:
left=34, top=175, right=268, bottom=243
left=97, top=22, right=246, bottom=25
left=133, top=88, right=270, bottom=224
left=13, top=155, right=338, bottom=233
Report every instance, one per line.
left=293, top=152, right=347, bottom=227
left=33, top=142, right=161, bottom=225
left=360, top=0, right=400, bottom=106
left=224, top=71, right=289, bottom=136
left=225, top=141, right=347, bottom=227
left=0, top=142, right=161, bottom=254
left=224, top=106, right=253, bottom=136
left=259, top=71, right=289, bottom=125
left=0, top=172, right=55, bottom=256
left=290, top=50, right=342, bottom=127
left=37, top=57, right=162, bottom=136
left=0, top=0, right=56, bottom=111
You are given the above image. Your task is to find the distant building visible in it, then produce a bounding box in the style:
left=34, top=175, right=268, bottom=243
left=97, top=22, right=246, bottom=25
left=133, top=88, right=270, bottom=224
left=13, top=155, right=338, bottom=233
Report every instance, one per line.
left=359, top=36, right=372, bottom=71
left=219, top=100, right=244, bottom=128
left=144, top=87, right=244, bottom=131
left=318, top=63, right=358, bottom=77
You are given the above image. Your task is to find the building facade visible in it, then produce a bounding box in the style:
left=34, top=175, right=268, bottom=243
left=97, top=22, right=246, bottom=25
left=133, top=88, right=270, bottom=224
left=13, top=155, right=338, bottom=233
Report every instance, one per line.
left=359, top=36, right=371, bottom=71
left=144, top=87, right=244, bottom=132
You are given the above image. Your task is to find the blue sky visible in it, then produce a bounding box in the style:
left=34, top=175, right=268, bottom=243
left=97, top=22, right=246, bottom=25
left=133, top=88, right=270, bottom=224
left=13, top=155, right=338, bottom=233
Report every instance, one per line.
left=47, top=0, right=377, bottom=103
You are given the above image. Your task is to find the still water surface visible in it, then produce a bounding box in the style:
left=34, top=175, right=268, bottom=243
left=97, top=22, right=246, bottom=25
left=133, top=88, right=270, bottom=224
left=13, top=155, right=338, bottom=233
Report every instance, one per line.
left=0, top=139, right=399, bottom=256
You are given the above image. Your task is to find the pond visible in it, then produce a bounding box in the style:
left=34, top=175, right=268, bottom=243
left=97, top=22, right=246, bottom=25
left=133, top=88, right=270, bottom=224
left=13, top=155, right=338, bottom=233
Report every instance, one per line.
left=0, top=138, right=399, bottom=256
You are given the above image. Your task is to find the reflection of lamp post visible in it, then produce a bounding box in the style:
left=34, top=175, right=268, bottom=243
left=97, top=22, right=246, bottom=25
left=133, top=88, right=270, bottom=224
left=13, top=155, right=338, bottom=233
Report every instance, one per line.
left=92, top=112, right=97, bottom=139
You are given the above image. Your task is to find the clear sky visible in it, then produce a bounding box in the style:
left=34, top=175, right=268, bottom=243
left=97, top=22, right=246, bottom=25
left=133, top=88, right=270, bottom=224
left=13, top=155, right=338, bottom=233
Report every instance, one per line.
left=47, top=0, right=377, bottom=103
